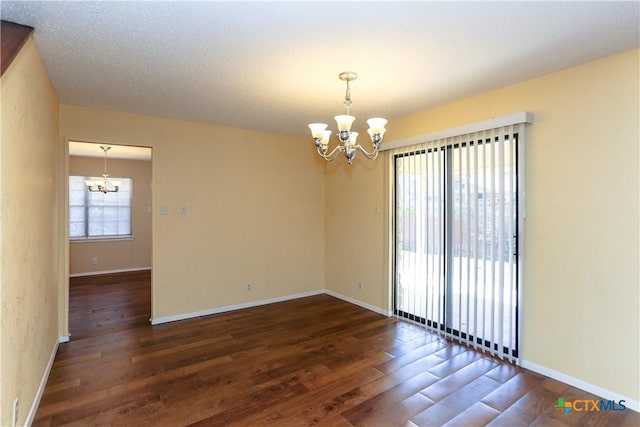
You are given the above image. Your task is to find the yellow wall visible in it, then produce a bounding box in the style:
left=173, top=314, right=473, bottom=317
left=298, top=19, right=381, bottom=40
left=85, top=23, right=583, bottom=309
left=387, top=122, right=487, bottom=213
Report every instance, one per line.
left=325, top=49, right=639, bottom=402
left=0, top=37, right=60, bottom=427
left=325, top=157, right=389, bottom=311
left=59, top=105, right=326, bottom=321
left=69, top=155, right=152, bottom=275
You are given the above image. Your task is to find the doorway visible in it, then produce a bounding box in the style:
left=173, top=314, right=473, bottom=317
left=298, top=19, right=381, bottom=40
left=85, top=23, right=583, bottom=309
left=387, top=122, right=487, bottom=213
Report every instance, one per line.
left=67, top=141, right=152, bottom=339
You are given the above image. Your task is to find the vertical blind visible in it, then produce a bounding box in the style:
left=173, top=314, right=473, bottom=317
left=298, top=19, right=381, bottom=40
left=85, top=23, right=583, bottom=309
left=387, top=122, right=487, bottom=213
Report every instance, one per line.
left=391, top=122, right=525, bottom=363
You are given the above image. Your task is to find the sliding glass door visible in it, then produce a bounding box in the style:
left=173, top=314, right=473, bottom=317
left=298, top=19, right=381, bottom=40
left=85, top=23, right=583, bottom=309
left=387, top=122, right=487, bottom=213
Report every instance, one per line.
left=393, top=129, right=520, bottom=361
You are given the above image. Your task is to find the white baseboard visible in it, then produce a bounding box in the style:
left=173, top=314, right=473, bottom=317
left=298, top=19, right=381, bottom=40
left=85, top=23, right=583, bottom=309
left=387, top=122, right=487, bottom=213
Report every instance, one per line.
left=151, top=289, right=326, bottom=325
left=151, top=289, right=393, bottom=325
left=58, top=335, right=70, bottom=343
left=151, top=289, right=392, bottom=325
left=521, top=360, right=639, bottom=413
left=323, top=290, right=393, bottom=317
left=25, top=337, right=59, bottom=427
left=69, top=267, right=151, bottom=277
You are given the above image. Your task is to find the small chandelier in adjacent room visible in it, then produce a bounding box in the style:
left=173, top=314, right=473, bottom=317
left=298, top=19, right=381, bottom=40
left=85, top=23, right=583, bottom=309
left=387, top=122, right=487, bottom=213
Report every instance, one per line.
left=85, top=146, right=121, bottom=193
left=308, top=71, right=387, bottom=165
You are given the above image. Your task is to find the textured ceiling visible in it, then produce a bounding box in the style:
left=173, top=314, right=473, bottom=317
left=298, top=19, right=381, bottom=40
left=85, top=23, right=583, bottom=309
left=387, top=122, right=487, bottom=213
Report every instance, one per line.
left=2, top=1, right=639, bottom=138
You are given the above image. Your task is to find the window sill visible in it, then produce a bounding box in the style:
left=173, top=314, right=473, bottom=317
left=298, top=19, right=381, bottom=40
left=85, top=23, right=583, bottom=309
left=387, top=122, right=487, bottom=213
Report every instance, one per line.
left=70, top=236, right=135, bottom=243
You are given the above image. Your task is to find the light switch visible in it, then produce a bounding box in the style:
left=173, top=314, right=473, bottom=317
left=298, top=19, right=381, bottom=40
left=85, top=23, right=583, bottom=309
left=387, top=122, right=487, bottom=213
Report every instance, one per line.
left=180, top=205, right=188, bottom=215
left=160, top=205, right=168, bottom=215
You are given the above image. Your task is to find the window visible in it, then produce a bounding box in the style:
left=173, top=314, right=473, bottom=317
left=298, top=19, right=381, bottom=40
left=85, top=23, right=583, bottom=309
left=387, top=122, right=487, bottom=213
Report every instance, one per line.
left=69, top=176, right=132, bottom=239
left=391, top=122, right=525, bottom=363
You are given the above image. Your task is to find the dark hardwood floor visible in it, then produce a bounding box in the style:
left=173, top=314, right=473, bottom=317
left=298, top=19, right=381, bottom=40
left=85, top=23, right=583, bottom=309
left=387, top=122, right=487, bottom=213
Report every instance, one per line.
left=34, top=272, right=638, bottom=426
left=68, top=270, right=151, bottom=340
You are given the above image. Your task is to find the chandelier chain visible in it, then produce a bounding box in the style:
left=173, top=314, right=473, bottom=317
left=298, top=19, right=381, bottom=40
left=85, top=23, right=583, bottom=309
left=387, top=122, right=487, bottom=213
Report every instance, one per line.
left=102, top=146, right=109, bottom=175
left=343, top=79, right=352, bottom=115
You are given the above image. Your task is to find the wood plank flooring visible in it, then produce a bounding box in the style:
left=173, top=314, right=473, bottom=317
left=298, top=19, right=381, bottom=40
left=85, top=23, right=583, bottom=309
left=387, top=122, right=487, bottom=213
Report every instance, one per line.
left=34, top=272, right=639, bottom=426
left=68, top=270, right=151, bottom=340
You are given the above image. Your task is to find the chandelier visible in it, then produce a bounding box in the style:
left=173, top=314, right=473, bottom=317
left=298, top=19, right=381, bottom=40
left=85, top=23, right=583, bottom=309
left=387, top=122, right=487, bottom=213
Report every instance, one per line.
left=84, top=146, right=121, bottom=193
left=308, top=72, right=387, bottom=165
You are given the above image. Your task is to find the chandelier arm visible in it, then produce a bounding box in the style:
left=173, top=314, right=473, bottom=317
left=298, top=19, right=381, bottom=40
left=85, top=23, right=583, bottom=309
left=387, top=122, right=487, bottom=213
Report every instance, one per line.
left=317, top=145, right=344, bottom=161
left=355, top=144, right=379, bottom=161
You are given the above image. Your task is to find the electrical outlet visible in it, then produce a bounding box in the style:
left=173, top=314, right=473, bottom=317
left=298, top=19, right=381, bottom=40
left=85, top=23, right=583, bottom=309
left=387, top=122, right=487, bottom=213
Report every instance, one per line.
left=246, top=283, right=252, bottom=292
left=12, top=398, right=18, bottom=427
left=358, top=282, right=363, bottom=291
left=91, top=257, right=98, bottom=265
